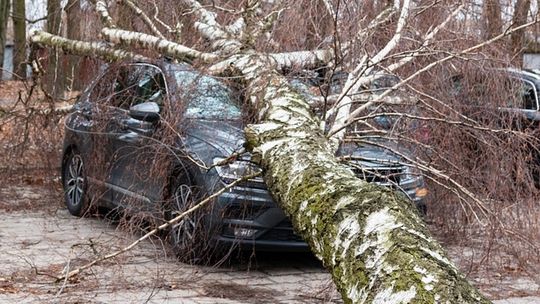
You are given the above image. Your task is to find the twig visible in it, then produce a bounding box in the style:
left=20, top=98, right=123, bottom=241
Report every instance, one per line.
left=56, top=172, right=261, bottom=281
left=121, top=0, right=166, bottom=39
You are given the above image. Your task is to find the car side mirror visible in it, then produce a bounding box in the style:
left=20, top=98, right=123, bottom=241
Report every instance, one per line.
left=129, top=102, right=160, bottom=123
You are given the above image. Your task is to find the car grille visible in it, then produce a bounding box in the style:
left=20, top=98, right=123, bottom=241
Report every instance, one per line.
left=259, top=219, right=304, bottom=242
left=351, top=166, right=403, bottom=185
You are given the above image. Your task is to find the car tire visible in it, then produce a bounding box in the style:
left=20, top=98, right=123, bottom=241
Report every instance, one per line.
left=165, top=175, right=220, bottom=264
left=62, top=149, right=89, bottom=217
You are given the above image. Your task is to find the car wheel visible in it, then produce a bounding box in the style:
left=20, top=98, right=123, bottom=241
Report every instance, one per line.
left=62, top=149, right=89, bottom=217
left=166, top=179, right=215, bottom=264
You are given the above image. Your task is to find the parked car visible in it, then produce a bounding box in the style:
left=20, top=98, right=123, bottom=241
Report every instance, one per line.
left=450, top=68, right=540, bottom=186
left=451, top=68, right=540, bottom=121
left=61, top=60, right=428, bottom=261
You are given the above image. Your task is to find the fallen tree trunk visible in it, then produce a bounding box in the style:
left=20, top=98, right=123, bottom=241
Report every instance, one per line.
left=239, top=55, right=489, bottom=303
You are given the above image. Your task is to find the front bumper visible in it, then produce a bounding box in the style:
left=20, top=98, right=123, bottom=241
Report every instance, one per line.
left=212, top=175, right=427, bottom=251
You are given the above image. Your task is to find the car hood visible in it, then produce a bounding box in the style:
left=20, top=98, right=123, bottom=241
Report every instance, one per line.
left=338, top=141, right=402, bottom=168
left=183, top=119, right=404, bottom=168
left=184, top=119, right=245, bottom=157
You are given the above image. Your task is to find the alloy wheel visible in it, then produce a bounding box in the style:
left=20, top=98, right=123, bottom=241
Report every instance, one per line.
left=65, top=154, right=85, bottom=208
left=171, top=184, right=198, bottom=251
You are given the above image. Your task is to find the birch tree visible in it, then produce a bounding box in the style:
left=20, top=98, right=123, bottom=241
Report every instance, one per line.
left=27, top=0, right=540, bottom=303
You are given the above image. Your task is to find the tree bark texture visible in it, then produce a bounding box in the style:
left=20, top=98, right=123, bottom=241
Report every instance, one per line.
left=483, top=0, right=502, bottom=39
left=47, top=0, right=64, bottom=97
left=0, top=0, right=9, bottom=71
left=511, top=0, right=531, bottom=61
left=30, top=30, right=146, bottom=62
left=13, top=0, right=26, bottom=78
left=65, top=0, right=82, bottom=90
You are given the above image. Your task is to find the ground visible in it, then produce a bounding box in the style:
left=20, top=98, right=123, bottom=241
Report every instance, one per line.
left=0, top=178, right=538, bottom=303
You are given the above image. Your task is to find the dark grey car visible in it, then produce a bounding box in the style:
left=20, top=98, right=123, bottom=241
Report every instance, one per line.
left=61, top=60, right=427, bottom=259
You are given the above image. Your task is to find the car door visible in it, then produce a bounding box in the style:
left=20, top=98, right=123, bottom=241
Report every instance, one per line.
left=106, top=63, right=169, bottom=212
left=76, top=66, right=127, bottom=206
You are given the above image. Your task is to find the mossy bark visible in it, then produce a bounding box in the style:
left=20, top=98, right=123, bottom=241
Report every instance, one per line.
left=240, top=55, right=491, bottom=304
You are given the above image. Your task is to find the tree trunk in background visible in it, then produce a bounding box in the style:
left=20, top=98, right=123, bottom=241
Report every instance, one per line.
left=511, top=0, right=531, bottom=66
left=483, top=0, right=502, bottom=39
left=47, top=0, right=64, bottom=98
left=13, top=0, right=26, bottom=79
left=65, top=0, right=81, bottom=90
left=0, top=0, right=9, bottom=73
left=303, top=0, right=333, bottom=49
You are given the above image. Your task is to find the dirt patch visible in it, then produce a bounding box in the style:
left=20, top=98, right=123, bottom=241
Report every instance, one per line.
left=202, top=282, right=280, bottom=303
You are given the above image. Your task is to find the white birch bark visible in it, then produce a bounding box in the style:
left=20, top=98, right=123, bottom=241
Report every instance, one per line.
left=101, top=27, right=218, bottom=62
left=29, top=30, right=147, bottom=61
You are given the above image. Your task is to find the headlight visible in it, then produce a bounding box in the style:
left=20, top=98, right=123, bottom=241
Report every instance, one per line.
left=213, top=157, right=263, bottom=181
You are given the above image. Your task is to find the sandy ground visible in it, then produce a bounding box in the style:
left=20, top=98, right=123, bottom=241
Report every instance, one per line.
left=0, top=183, right=538, bottom=303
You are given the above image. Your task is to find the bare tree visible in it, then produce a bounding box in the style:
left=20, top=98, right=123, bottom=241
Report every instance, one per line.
left=511, top=0, right=532, bottom=56
left=483, top=0, right=503, bottom=39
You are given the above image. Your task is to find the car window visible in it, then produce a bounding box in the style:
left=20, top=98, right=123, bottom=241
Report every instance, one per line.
left=113, top=65, right=166, bottom=110
left=173, top=70, right=241, bottom=120
left=504, top=78, right=538, bottom=110
left=89, top=64, right=165, bottom=110
left=519, top=80, right=538, bottom=110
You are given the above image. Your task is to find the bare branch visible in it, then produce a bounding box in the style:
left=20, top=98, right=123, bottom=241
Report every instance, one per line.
left=329, top=17, right=540, bottom=137
left=95, top=0, right=115, bottom=28
left=386, top=4, right=464, bottom=72
left=57, top=172, right=260, bottom=281
left=121, top=0, right=166, bottom=39
left=327, top=0, right=411, bottom=145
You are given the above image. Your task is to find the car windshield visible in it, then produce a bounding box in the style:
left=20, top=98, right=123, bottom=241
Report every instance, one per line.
left=173, top=70, right=242, bottom=120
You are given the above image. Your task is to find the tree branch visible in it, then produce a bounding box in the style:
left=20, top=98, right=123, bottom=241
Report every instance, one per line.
left=29, top=30, right=147, bottom=62
left=101, top=27, right=219, bottom=62
left=56, top=172, right=260, bottom=281
left=121, top=0, right=166, bottom=39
